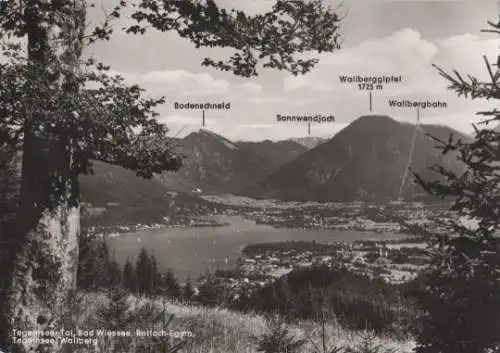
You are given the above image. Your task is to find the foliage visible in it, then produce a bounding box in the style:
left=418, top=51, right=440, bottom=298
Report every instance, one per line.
left=345, top=331, right=395, bottom=353
left=135, top=247, right=155, bottom=295
left=77, top=232, right=123, bottom=290
left=0, top=145, right=19, bottom=286
left=411, top=17, right=500, bottom=353
left=303, top=309, right=344, bottom=353
left=51, top=290, right=416, bottom=353
left=196, top=272, right=224, bottom=306
left=95, top=290, right=186, bottom=352
left=0, top=145, right=19, bottom=227
left=77, top=240, right=187, bottom=301
left=162, top=268, right=182, bottom=299
left=245, top=265, right=417, bottom=335
left=124, top=0, right=342, bottom=77
left=123, top=257, right=138, bottom=292
left=98, top=288, right=134, bottom=328
left=0, top=43, right=183, bottom=179
left=256, top=314, right=306, bottom=353
left=182, top=276, right=196, bottom=302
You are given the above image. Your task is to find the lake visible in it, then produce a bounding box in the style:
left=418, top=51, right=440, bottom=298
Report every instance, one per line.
left=107, top=215, right=411, bottom=281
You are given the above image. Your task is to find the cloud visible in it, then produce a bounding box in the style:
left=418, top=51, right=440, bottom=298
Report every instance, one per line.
left=91, top=21, right=499, bottom=140
left=242, top=97, right=286, bottom=104
left=281, top=28, right=500, bottom=134
left=116, top=69, right=230, bottom=95
left=236, top=82, right=263, bottom=93
left=284, top=75, right=312, bottom=92
left=158, top=113, right=201, bottom=124
left=420, top=112, right=493, bottom=134
left=386, top=110, right=487, bottom=135
left=283, top=28, right=500, bottom=97
left=434, top=34, right=500, bottom=78
left=284, top=29, right=438, bottom=92
left=240, top=96, right=316, bottom=106
left=157, top=113, right=203, bottom=138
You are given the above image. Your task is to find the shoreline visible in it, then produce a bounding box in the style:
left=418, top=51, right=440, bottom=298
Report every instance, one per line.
left=113, top=214, right=416, bottom=240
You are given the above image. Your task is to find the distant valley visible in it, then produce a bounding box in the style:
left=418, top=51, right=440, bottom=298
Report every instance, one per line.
left=160, top=130, right=309, bottom=194
left=79, top=132, right=310, bottom=226
left=80, top=114, right=469, bottom=226
left=241, top=115, right=469, bottom=202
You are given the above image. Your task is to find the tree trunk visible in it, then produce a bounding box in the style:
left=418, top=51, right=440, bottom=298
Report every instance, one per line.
left=3, top=2, right=86, bottom=352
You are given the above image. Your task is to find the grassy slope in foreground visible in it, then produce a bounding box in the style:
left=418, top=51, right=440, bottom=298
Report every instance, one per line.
left=68, top=292, right=416, bottom=353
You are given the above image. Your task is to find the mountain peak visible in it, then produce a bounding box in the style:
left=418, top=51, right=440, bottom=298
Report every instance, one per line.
left=185, top=128, right=220, bottom=139
left=355, top=115, right=396, bottom=124
left=241, top=115, right=466, bottom=202
left=186, top=129, right=239, bottom=150
left=198, top=128, right=219, bottom=136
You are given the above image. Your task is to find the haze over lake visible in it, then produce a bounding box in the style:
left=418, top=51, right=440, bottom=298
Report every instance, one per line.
left=107, top=215, right=411, bottom=280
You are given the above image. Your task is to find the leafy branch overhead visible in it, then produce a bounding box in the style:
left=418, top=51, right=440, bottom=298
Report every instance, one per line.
left=0, top=49, right=182, bottom=178
left=0, top=0, right=343, bottom=180
left=88, top=0, right=342, bottom=77
left=112, top=0, right=342, bottom=77
left=126, top=0, right=343, bottom=77
left=1, top=0, right=344, bottom=77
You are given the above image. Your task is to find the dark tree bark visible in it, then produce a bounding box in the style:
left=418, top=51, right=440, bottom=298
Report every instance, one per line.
left=3, top=2, right=86, bottom=352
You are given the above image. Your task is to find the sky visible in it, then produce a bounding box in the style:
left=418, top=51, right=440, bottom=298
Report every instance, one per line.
left=83, top=0, right=500, bottom=141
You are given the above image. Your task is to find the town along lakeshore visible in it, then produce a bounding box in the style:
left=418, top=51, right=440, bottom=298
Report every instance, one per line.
left=107, top=215, right=412, bottom=280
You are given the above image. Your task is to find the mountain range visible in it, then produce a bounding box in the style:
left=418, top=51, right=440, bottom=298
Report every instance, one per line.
left=240, top=115, right=468, bottom=202
left=79, top=132, right=310, bottom=225
left=79, top=115, right=469, bottom=215
left=159, top=129, right=308, bottom=194
left=287, top=136, right=328, bottom=149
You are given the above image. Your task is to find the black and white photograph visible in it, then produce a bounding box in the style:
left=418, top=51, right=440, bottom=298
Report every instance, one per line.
left=0, top=0, right=499, bottom=352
